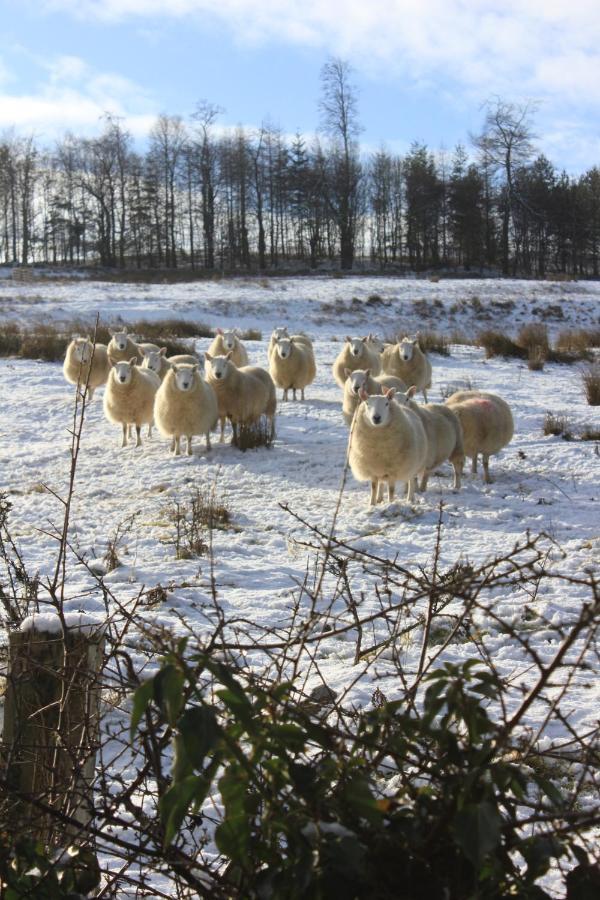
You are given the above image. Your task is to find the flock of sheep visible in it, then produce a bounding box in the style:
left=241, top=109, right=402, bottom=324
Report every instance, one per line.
left=63, top=326, right=514, bottom=507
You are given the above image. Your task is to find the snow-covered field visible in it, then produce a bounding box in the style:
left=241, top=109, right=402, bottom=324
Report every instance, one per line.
left=1, top=275, right=599, bottom=891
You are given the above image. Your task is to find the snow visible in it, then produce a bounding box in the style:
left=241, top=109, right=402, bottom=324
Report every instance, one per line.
left=1, top=274, right=599, bottom=893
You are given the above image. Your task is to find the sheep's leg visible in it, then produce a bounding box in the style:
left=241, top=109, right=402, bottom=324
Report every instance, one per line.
left=174, top=436, right=181, bottom=456
left=406, top=477, right=417, bottom=502
left=292, top=388, right=297, bottom=401
left=170, top=436, right=175, bottom=453
left=471, top=454, right=478, bottom=474
left=301, top=388, right=305, bottom=401
left=283, top=388, right=288, bottom=402
left=452, top=462, right=462, bottom=491
left=148, top=422, right=153, bottom=438
left=231, top=421, right=238, bottom=445
left=121, top=423, right=128, bottom=448
left=423, top=387, right=428, bottom=402
left=128, top=424, right=134, bottom=439
left=87, top=386, right=95, bottom=402
left=419, top=471, right=429, bottom=492
left=219, top=417, right=226, bottom=442
left=387, top=480, right=395, bottom=502
left=135, top=425, right=142, bottom=448
left=369, top=480, right=378, bottom=506
left=482, top=453, right=492, bottom=484
left=205, top=432, right=212, bottom=451
left=186, top=435, right=193, bottom=456
left=376, top=481, right=385, bottom=503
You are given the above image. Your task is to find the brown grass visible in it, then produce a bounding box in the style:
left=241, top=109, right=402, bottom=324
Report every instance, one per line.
left=478, top=330, right=526, bottom=360
left=555, top=328, right=600, bottom=355
left=543, top=413, right=574, bottom=440
left=418, top=331, right=451, bottom=357
left=234, top=416, right=275, bottom=451
left=582, top=364, right=600, bottom=406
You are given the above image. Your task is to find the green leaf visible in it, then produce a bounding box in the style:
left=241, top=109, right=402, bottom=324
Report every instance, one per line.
left=215, top=770, right=252, bottom=864
left=179, top=706, right=221, bottom=768
left=535, top=775, right=564, bottom=808
left=130, top=677, right=155, bottom=737
left=154, top=664, right=185, bottom=725
left=159, top=774, right=209, bottom=846
left=341, top=776, right=381, bottom=825
left=453, top=801, right=502, bottom=867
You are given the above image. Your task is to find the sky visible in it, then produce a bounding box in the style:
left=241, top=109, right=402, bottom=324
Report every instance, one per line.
left=1, top=0, right=599, bottom=172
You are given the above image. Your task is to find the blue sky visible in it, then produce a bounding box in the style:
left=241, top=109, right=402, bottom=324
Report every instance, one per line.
left=1, top=0, right=599, bottom=172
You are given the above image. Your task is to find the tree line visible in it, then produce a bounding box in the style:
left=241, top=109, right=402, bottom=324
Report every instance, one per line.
left=1, top=60, right=599, bottom=277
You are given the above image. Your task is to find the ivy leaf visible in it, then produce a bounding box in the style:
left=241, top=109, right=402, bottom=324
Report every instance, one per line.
left=453, top=801, right=502, bottom=867
left=159, top=774, right=209, bottom=847
left=179, top=706, right=221, bottom=768
left=130, top=677, right=155, bottom=738
left=154, top=664, right=185, bottom=725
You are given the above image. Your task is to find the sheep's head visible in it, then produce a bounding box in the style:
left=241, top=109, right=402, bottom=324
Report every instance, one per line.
left=276, top=338, right=293, bottom=359
left=110, top=330, right=130, bottom=352
left=272, top=326, right=289, bottom=342
left=347, top=337, right=366, bottom=358
left=360, top=388, right=395, bottom=428
left=205, top=352, right=232, bottom=381
left=142, top=348, right=167, bottom=374
left=393, top=385, right=418, bottom=407
left=221, top=330, right=237, bottom=351
left=173, top=364, right=197, bottom=392
left=112, top=359, right=136, bottom=385
left=72, top=337, right=92, bottom=364
left=399, top=337, right=417, bottom=361
left=366, top=333, right=385, bottom=353
left=347, top=368, right=370, bottom=395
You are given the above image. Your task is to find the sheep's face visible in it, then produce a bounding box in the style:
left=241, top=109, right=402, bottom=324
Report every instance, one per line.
left=366, top=334, right=385, bottom=353
left=173, top=365, right=196, bottom=392
left=348, top=338, right=365, bottom=358
left=221, top=330, right=237, bottom=351
left=363, top=393, right=393, bottom=428
left=272, top=327, right=289, bottom=342
left=206, top=354, right=231, bottom=381
left=276, top=338, right=293, bottom=359
left=348, top=369, right=369, bottom=395
left=399, top=338, right=417, bottom=362
left=142, top=351, right=162, bottom=374
left=73, top=339, right=92, bottom=364
left=394, top=386, right=418, bottom=407
left=111, top=331, right=129, bottom=352
left=113, top=361, right=134, bottom=385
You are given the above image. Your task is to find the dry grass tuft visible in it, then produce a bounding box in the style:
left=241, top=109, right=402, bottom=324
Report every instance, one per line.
left=582, top=364, right=600, bottom=406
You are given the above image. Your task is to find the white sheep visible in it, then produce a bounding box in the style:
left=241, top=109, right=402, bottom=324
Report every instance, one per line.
left=207, top=328, right=249, bottom=368
left=445, top=390, right=514, bottom=483
left=332, top=336, right=382, bottom=388
left=349, top=387, right=428, bottom=506
left=394, top=386, right=465, bottom=491
left=142, top=348, right=202, bottom=381
left=205, top=352, right=276, bottom=444
left=154, top=364, right=218, bottom=456
left=63, top=337, right=111, bottom=401
left=342, top=368, right=406, bottom=426
left=381, top=336, right=432, bottom=401
left=269, top=337, right=317, bottom=401
left=103, top=359, right=160, bottom=448
left=107, top=329, right=146, bottom=365
left=268, top=327, right=313, bottom=360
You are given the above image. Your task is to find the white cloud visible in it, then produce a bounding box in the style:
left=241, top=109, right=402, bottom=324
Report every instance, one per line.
left=0, top=54, right=156, bottom=140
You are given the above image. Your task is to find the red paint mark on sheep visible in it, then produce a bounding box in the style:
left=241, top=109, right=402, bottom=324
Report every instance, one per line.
left=464, top=398, right=495, bottom=411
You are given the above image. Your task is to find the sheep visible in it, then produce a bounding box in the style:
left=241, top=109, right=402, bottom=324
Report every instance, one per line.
left=445, top=390, right=514, bottom=483
left=154, top=364, right=218, bottom=456
left=269, top=336, right=317, bottom=401
left=103, top=358, right=160, bottom=448
left=365, top=333, right=388, bottom=354
left=107, top=329, right=146, bottom=365
left=63, top=337, right=111, bottom=401
left=207, top=328, right=249, bottom=368
left=381, top=336, right=432, bottom=401
left=205, top=351, right=276, bottom=444
left=394, top=386, right=465, bottom=491
left=142, top=348, right=202, bottom=381
left=332, top=336, right=382, bottom=388
left=268, top=327, right=313, bottom=360
left=342, top=368, right=406, bottom=426
left=348, top=387, right=428, bottom=506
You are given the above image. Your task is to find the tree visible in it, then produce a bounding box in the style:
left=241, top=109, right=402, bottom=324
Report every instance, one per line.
left=319, top=58, right=363, bottom=270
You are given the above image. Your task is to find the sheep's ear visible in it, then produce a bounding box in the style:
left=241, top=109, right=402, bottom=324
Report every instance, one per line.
left=216, top=327, right=223, bottom=335
left=384, top=387, right=396, bottom=399
left=359, top=388, right=369, bottom=402
left=225, top=350, right=233, bottom=360
left=290, top=336, right=295, bottom=344
left=191, top=364, right=198, bottom=372
left=108, top=355, right=116, bottom=367
left=197, top=353, right=205, bottom=365
left=85, top=334, right=92, bottom=343
left=123, top=328, right=128, bottom=336
left=139, top=346, right=146, bottom=356
left=345, top=335, right=352, bottom=343
left=234, top=328, right=241, bottom=337
left=407, top=385, right=418, bottom=398
left=129, top=357, right=137, bottom=366
left=159, top=347, right=167, bottom=356
left=344, top=367, right=352, bottom=378
left=172, top=364, right=179, bottom=373
left=365, top=368, right=371, bottom=377
left=361, top=335, right=369, bottom=342
left=205, top=352, right=212, bottom=362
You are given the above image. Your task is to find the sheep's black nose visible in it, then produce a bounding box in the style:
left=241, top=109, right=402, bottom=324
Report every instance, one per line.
left=373, top=414, right=381, bottom=424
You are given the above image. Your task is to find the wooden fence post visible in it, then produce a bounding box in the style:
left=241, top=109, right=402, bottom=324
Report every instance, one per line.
left=1, top=622, right=104, bottom=847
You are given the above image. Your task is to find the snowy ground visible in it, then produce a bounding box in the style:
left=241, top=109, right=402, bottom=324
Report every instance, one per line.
left=1, top=275, right=599, bottom=892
